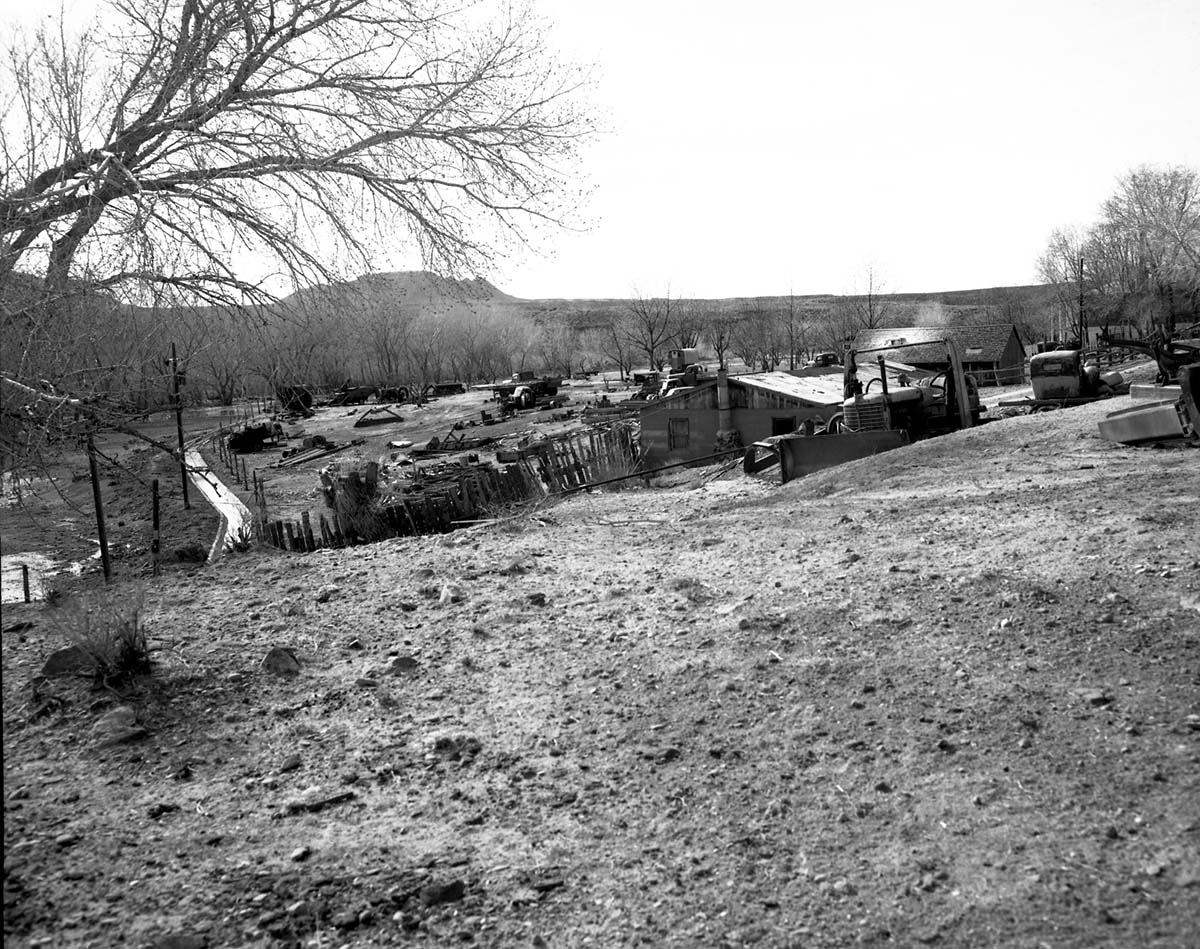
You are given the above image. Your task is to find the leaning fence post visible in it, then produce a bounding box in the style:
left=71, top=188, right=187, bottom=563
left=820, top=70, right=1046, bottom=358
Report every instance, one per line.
left=21, top=564, right=31, bottom=603
left=86, top=434, right=112, bottom=583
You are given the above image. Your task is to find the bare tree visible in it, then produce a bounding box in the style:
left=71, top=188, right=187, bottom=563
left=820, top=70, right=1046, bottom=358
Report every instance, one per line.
left=703, top=303, right=741, bottom=370
left=1038, top=166, right=1199, bottom=339
left=2, top=0, right=592, bottom=296
left=1, top=0, right=592, bottom=469
left=597, top=311, right=636, bottom=380
left=622, top=289, right=676, bottom=370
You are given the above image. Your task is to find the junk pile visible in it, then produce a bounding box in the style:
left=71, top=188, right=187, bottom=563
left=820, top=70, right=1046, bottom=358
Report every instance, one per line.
left=227, top=422, right=283, bottom=453
left=271, top=436, right=364, bottom=468
left=260, top=422, right=641, bottom=552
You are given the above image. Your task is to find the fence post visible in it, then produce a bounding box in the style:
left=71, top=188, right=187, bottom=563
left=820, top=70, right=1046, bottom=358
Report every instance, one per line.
left=86, top=435, right=112, bottom=583
left=21, top=564, right=31, bottom=603
left=151, top=478, right=161, bottom=577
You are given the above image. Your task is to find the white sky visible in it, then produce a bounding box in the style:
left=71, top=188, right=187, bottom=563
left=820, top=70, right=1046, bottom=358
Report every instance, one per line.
left=6, top=0, right=1199, bottom=299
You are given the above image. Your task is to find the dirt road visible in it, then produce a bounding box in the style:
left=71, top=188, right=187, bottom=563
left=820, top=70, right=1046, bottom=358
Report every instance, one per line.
left=3, top=393, right=1198, bottom=948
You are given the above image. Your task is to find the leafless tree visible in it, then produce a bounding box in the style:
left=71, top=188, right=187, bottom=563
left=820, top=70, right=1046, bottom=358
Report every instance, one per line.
left=622, top=289, right=676, bottom=370
left=1038, top=166, right=1199, bottom=338
left=1, top=0, right=592, bottom=469
left=702, top=303, right=741, bottom=370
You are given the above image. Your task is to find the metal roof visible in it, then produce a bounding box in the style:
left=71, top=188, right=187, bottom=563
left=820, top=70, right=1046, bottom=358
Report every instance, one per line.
left=734, top=371, right=845, bottom=406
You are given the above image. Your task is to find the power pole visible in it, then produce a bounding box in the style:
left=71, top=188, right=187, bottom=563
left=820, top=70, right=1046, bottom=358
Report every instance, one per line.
left=170, top=343, right=190, bottom=508
left=1077, top=256, right=1086, bottom=351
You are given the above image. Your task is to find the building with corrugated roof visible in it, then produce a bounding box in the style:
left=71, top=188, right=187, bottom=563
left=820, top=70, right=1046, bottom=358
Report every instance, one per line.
left=638, top=370, right=845, bottom=466
left=853, top=323, right=1026, bottom=385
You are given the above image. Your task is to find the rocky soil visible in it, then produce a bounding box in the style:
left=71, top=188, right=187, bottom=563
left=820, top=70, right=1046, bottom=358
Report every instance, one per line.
left=3, top=392, right=1199, bottom=948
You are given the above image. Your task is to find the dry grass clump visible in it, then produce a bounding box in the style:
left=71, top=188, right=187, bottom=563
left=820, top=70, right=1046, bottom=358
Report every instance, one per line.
left=50, top=586, right=151, bottom=684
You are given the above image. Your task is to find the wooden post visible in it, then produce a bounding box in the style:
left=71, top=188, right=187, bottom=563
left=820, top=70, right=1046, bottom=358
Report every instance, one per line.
left=301, top=512, right=316, bottom=551
left=240, top=458, right=248, bottom=488
left=21, top=564, right=30, bottom=602
left=87, top=435, right=112, bottom=582
left=170, top=342, right=190, bottom=509
left=151, top=478, right=161, bottom=577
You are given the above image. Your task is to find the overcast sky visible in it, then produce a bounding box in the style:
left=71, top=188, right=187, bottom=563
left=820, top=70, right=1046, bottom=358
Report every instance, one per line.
left=6, top=0, right=1199, bottom=300
left=508, top=0, right=1200, bottom=299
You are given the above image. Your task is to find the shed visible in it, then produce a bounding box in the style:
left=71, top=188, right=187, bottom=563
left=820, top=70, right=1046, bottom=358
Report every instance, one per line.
left=639, top=371, right=844, bottom=466
left=854, top=324, right=1026, bottom=386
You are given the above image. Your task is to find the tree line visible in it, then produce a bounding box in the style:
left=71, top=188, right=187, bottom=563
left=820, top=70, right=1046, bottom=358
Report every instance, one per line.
left=1038, top=166, right=1199, bottom=341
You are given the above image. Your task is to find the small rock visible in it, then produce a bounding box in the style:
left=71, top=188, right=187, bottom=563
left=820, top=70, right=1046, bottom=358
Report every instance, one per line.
left=290, top=846, right=312, bottom=862
left=527, top=592, right=547, bottom=607
left=54, top=833, right=79, bottom=848
left=382, top=655, right=420, bottom=675
left=1071, top=687, right=1110, bottom=707
left=344, top=637, right=364, bottom=650
left=278, top=754, right=302, bottom=773
left=315, top=585, right=339, bottom=603
left=355, top=677, right=380, bottom=688
left=147, top=802, right=180, bottom=820
left=420, top=879, right=466, bottom=906
left=397, top=601, right=418, bottom=612
left=41, top=644, right=93, bottom=677
left=936, top=739, right=957, bottom=754
left=93, top=706, right=148, bottom=746
left=332, top=908, right=360, bottom=929
left=439, top=584, right=463, bottom=605
left=261, top=646, right=301, bottom=676
left=874, top=780, right=893, bottom=793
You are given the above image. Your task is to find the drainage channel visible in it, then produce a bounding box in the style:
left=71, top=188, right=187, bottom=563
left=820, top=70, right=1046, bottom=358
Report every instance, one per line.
left=184, top=449, right=251, bottom=561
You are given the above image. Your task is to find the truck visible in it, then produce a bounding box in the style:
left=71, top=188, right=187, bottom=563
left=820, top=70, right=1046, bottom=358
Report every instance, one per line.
left=479, top=371, right=563, bottom=410
left=744, top=338, right=983, bottom=483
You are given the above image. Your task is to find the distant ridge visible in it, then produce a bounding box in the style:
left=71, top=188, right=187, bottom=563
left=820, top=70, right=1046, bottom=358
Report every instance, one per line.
left=280, top=270, right=517, bottom=307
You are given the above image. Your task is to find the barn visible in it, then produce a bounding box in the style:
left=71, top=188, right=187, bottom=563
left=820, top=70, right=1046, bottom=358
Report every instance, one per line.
left=639, top=370, right=845, bottom=466
left=854, top=324, right=1026, bottom=386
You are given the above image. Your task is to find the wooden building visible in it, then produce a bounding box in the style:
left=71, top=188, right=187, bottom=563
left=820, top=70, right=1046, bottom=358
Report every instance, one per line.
left=639, top=371, right=844, bottom=466
left=854, top=324, right=1026, bottom=386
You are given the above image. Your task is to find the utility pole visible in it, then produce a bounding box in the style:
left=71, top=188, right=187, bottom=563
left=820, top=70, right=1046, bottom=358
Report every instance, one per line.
left=1077, top=255, right=1086, bottom=352
left=170, top=343, right=190, bottom=508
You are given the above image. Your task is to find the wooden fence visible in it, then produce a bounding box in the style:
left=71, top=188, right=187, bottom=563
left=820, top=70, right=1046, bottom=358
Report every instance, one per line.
left=242, top=423, right=639, bottom=553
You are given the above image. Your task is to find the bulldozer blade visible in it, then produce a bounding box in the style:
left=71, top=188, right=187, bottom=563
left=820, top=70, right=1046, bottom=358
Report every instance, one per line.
left=745, top=430, right=910, bottom=484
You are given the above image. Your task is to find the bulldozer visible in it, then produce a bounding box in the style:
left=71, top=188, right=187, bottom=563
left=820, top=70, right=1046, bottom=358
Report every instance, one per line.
left=744, top=338, right=983, bottom=483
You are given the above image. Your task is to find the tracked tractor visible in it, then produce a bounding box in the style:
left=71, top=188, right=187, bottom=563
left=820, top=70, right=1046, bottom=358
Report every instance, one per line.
left=744, top=338, right=983, bottom=483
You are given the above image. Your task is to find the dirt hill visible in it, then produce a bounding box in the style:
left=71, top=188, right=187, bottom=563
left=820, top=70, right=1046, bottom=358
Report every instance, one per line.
left=3, top=396, right=1199, bottom=948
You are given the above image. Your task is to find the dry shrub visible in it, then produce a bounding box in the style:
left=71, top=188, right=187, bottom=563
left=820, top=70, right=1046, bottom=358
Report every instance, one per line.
left=50, top=586, right=151, bottom=684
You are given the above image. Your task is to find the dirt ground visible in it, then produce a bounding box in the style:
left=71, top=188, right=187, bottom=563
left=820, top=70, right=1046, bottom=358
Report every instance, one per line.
left=3, top=375, right=1199, bottom=949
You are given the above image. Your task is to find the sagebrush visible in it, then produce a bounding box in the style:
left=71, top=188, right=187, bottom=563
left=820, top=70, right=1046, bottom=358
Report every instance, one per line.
left=51, top=586, right=151, bottom=683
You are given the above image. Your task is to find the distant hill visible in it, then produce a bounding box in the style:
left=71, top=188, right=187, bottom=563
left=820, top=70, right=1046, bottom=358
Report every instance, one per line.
left=280, top=271, right=517, bottom=309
